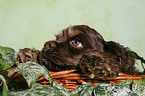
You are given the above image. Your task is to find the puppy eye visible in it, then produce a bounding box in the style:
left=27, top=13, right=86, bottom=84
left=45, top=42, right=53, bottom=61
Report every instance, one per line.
left=70, top=40, right=83, bottom=48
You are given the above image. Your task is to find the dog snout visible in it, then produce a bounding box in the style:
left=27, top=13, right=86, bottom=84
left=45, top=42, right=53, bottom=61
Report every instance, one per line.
left=44, top=41, right=57, bottom=51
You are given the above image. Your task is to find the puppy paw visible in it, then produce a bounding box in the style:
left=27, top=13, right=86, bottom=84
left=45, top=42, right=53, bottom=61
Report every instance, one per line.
left=16, top=48, right=39, bottom=63
left=93, top=63, right=118, bottom=80
left=79, top=51, right=119, bottom=80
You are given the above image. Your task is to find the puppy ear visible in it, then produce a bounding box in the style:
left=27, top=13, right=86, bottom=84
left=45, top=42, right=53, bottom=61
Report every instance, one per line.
left=93, top=32, right=105, bottom=52
left=104, top=41, right=135, bottom=65
left=104, top=41, right=127, bottom=57
left=104, top=41, right=137, bottom=75
left=87, top=26, right=105, bottom=52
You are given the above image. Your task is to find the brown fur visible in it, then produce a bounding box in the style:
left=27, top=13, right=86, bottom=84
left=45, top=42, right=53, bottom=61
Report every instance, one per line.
left=38, top=25, right=138, bottom=76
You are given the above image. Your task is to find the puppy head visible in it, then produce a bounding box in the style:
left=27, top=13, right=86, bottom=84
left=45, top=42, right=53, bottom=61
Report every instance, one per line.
left=39, top=25, right=105, bottom=71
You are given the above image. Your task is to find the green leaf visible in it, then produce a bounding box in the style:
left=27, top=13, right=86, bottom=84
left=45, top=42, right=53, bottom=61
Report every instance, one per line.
left=0, top=66, right=9, bottom=80
left=8, top=83, right=67, bottom=96
left=118, top=79, right=133, bottom=85
left=93, top=80, right=136, bottom=96
left=80, top=82, right=108, bottom=96
left=13, top=61, right=53, bottom=88
left=0, top=46, right=15, bottom=55
left=126, top=47, right=145, bottom=71
left=8, top=69, right=19, bottom=76
left=69, top=82, right=92, bottom=96
left=118, top=79, right=133, bottom=88
left=132, top=77, right=145, bottom=96
left=8, top=61, right=69, bottom=95
left=0, top=53, right=7, bottom=68
left=51, top=80, right=69, bottom=95
left=0, top=46, right=16, bottom=69
left=0, top=74, right=9, bottom=96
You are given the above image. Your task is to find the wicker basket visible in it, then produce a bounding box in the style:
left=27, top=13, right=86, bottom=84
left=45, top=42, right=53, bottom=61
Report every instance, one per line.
left=7, top=68, right=145, bottom=92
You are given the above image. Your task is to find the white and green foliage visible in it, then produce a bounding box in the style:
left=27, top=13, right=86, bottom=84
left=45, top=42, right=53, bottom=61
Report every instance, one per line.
left=132, top=78, right=145, bottom=96
left=0, top=46, right=16, bottom=69
left=7, top=61, right=69, bottom=96
left=0, top=46, right=145, bottom=96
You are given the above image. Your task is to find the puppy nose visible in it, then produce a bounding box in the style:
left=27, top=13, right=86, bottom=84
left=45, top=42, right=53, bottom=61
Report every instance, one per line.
left=44, top=41, right=56, bottom=50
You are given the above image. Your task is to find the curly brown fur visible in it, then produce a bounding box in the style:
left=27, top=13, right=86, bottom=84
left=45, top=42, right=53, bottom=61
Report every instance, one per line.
left=79, top=51, right=119, bottom=80
left=38, top=25, right=138, bottom=75
left=16, top=48, right=39, bottom=63
left=17, top=25, right=139, bottom=79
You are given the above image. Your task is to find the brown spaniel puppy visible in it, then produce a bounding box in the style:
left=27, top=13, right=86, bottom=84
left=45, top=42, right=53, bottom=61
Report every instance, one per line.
left=39, top=25, right=105, bottom=71
left=17, top=25, right=139, bottom=80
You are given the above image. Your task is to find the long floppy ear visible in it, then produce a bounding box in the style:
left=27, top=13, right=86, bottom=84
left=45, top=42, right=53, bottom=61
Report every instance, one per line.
left=103, top=41, right=129, bottom=58
left=86, top=25, right=105, bottom=52
left=92, top=29, right=105, bottom=52
left=103, top=41, right=136, bottom=74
